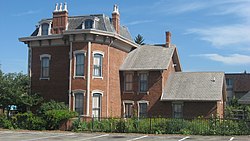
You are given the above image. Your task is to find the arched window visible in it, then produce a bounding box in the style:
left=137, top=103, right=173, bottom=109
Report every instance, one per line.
left=84, top=19, right=94, bottom=29
left=41, top=23, right=49, bottom=35
left=40, top=54, right=51, bottom=79
left=92, top=93, right=102, bottom=119
left=93, top=53, right=103, bottom=77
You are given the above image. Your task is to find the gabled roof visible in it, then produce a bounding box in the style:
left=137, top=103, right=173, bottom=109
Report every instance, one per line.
left=120, top=45, right=177, bottom=71
left=238, top=91, right=250, bottom=104
left=31, top=14, right=132, bottom=41
left=225, top=73, right=250, bottom=92
left=161, top=72, right=225, bottom=101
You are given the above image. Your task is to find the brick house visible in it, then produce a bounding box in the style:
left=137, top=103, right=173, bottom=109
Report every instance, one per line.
left=19, top=3, right=226, bottom=119
left=225, top=72, right=250, bottom=104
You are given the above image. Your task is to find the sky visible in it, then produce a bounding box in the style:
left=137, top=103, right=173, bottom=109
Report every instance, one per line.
left=0, top=0, right=250, bottom=73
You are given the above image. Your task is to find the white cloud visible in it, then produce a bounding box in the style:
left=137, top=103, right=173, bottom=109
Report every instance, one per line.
left=186, top=24, right=250, bottom=47
left=126, top=20, right=154, bottom=26
left=12, top=10, right=40, bottom=16
left=194, top=54, right=250, bottom=65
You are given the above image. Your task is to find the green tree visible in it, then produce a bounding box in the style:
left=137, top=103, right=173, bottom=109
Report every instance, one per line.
left=134, top=34, right=145, bottom=45
left=0, top=72, right=42, bottom=116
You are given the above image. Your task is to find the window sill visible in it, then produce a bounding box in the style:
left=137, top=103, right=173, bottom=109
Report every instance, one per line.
left=40, top=77, right=50, bottom=80
left=137, top=91, right=149, bottom=95
left=92, top=76, right=103, bottom=79
left=123, top=91, right=134, bottom=94
left=73, top=76, right=85, bottom=79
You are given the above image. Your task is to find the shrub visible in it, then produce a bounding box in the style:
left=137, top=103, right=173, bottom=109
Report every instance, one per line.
left=13, top=112, right=46, bottom=130
left=0, top=115, right=13, bottom=129
left=38, top=100, right=68, bottom=115
left=44, top=110, right=77, bottom=130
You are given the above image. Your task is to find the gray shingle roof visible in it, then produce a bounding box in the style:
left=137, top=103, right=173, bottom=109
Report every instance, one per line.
left=238, top=91, right=250, bottom=104
left=161, top=72, right=225, bottom=101
left=31, top=14, right=132, bottom=41
left=120, top=45, right=175, bottom=71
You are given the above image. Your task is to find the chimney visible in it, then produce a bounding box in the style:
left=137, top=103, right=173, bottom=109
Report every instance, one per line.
left=52, top=3, right=68, bottom=34
left=166, top=31, right=171, bottom=47
left=112, top=4, right=120, bottom=34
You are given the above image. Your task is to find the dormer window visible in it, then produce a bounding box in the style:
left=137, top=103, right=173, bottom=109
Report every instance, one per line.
left=38, top=21, right=52, bottom=36
left=41, top=23, right=49, bottom=35
left=83, top=19, right=94, bottom=29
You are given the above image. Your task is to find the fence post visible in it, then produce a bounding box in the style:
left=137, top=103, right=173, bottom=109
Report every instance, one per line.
left=149, top=116, right=152, bottom=134
left=92, top=116, right=94, bottom=132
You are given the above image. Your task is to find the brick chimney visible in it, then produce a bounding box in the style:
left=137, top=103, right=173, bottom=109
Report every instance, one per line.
left=166, top=31, right=171, bottom=47
left=112, top=4, right=120, bottom=34
left=52, top=3, right=68, bottom=34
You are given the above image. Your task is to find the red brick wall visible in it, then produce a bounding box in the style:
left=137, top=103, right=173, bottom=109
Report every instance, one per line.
left=183, top=102, right=217, bottom=118
left=70, top=42, right=128, bottom=117
left=31, top=45, right=69, bottom=104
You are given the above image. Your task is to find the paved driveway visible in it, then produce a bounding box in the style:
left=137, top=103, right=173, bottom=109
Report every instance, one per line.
left=0, top=130, right=249, bottom=141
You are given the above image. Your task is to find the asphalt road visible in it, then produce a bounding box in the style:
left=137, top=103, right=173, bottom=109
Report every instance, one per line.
left=0, top=130, right=249, bottom=141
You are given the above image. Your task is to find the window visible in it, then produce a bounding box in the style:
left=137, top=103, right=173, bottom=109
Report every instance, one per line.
left=125, top=73, right=133, bottom=91
left=139, top=73, right=148, bottom=92
left=124, top=103, right=133, bottom=118
left=92, top=93, right=101, bottom=119
left=93, top=53, right=103, bottom=77
left=226, top=78, right=233, bottom=87
left=75, top=53, right=85, bottom=77
left=40, top=54, right=51, bottom=79
left=75, top=93, right=83, bottom=115
left=84, top=19, right=94, bottom=29
left=139, top=103, right=147, bottom=117
left=41, top=23, right=49, bottom=35
left=173, top=103, right=183, bottom=118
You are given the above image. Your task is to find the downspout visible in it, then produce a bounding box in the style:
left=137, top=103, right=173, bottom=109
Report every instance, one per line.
left=87, top=41, right=91, bottom=116
left=68, top=40, right=73, bottom=110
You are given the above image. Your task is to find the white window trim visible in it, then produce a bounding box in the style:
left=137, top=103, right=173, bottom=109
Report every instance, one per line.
left=82, top=18, right=99, bottom=29
left=138, top=71, right=149, bottom=94
left=123, top=72, right=134, bottom=93
left=73, top=50, right=86, bottom=79
left=92, top=51, right=104, bottom=79
left=38, top=20, right=52, bottom=36
left=91, top=90, right=104, bottom=97
left=137, top=100, right=149, bottom=118
left=123, top=100, right=134, bottom=118
left=72, top=89, right=86, bottom=116
left=40, top=54, right=51, bottom=80
left=92, top=91, right=102, bottom=118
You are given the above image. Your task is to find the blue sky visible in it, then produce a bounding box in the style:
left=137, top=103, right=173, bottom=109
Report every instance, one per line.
left=0, top=0, right=250, bottom=73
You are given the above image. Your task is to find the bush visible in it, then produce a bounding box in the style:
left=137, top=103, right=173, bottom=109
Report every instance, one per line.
left=44, top=110, right=77, bottom=130
left=13, top=112, right=46, bottom=130
left=0, top=115, right=13, bottom=129
left=38, top=100, right=68, bottom=115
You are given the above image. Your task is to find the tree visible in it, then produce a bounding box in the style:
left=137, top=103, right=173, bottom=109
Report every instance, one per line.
left=0, top=72, right=42, bottom=116
left=134, top=34, right=145, bottom=45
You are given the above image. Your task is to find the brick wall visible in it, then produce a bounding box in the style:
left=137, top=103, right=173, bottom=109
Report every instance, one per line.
left=31, top=45, right=69, bottom=104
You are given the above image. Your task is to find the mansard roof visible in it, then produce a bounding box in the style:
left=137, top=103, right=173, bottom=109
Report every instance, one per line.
left=30, top=14, right=132, bottom=41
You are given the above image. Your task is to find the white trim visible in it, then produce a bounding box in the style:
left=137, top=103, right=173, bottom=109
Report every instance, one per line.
left=92, top=51, right=104, bottom=78
left=123, top=100, right=134, bottom=117
left=86, top=41, right=91, bottom=116
left=92, top=50, right=105, bottom=57
left=68, top=41, right=73, bottom=110
left=38, top=20, right=52, bottom=36
left=92, top=90, right=104, bottom=96
left=73, top=50, right=86, bottom=78
left=72, top=89, right=86, bottom=96
left=40, top=54, right=51, bottom=60
left=72, top=90, right=85, bottom=116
